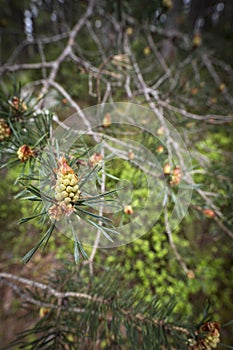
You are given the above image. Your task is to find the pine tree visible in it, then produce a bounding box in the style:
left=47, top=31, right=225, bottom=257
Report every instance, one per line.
left=0, top=1, right=233, bottom=349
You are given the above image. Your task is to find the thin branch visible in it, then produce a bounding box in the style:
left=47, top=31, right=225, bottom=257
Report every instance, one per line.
left=164, top=206, right=189, bottom=275
left=202, top=53, right=233, bottom=108
left=158, top=100, right=233, bottom=123
left=0, top=272, right=105, bottom=304
left=0, top=61, right=54, bottom=74
left=39, top=0, right=97, bottom=97
left=37, top=41, right=48, bottom=79
left=89, top=145, right=106, bottom=274
left=146, top=31, right=172, bottom=78
left=86, top=20, right=107, bottom=60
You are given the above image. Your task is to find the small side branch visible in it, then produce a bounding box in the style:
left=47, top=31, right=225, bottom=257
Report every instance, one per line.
left=164, top=207, right=189, bottom=275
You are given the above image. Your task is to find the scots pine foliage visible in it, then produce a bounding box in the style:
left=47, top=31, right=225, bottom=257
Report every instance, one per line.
left=0, top=264, right=221, bottom=350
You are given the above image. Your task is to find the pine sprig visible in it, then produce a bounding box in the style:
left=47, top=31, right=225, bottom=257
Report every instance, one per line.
left=0, top=268, right=195, bottom=350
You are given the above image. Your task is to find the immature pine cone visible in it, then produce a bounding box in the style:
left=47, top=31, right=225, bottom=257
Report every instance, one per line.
left=48, top=204, right=64, bottom=222
left=103, top=113, right=111, bottom=128
left=88, top=152, right=103, bottom=167
left=163, top=163, right=171, bottom=175
left=9, top=96, right=27, bottom=114
left=17, top=145, right=34, bottom=162
left=188, top=322, right=220, bottom=350
left=124, top=205, right=133, bottom=215
left=200, top=322, right=220, bottom=349
left=0, top=119, right=11, bottom=141
left=54, top=156, right=80, bottom=215
left=170, top=166, right=182, bottom=186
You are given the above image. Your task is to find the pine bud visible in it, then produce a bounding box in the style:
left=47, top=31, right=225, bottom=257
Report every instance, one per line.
left=192, top=33, right=202, bottom=48
left=0, top=119, right=11, bottom=141
left=187, top=270, right=195, bottom=279
left=143, top=46, right=151, bottom=56
left=103, top=113, right=111, bottom=128
left=88, top=153, right=103, bottom=167
left=17, top=145, right=34, bottom=162
left=218, top=83, right=226, bottom=93
left=124, top=205, right=133, bottom=215
left=156, top=126, right=165, bottom=136
left=163, top=163, right=171, bottom=175
left=48, top=204, right=64, bottom=221
left=162, top=0, right=173, bottom=10
left=9, top=96, right=27, bottom=114
left=126, top=27, right=133, bottom=36
left=203, top=209, right=215, bottom=218
left=190, top=87, right=198, bottom=95
left=112, top=54, right=130, bottom=66
left=156, top=146, right=164, bottom=154
left=170, top=166, right=182, bottom=186
left=39, top=307, right=50, bottom=318
left=128, top=150, right=135, bottom=160
left=209, top=97, right=217, bottom=105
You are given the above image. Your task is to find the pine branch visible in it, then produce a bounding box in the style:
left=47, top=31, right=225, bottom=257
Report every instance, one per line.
left=0, top=269, right=222, bottom=349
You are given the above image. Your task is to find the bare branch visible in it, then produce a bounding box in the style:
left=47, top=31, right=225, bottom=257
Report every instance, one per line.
left=0, top=272, right=190, bottom=336
left=0, top=272, right=105, bottom=303
left=164, top=206, right=189, bottom=275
